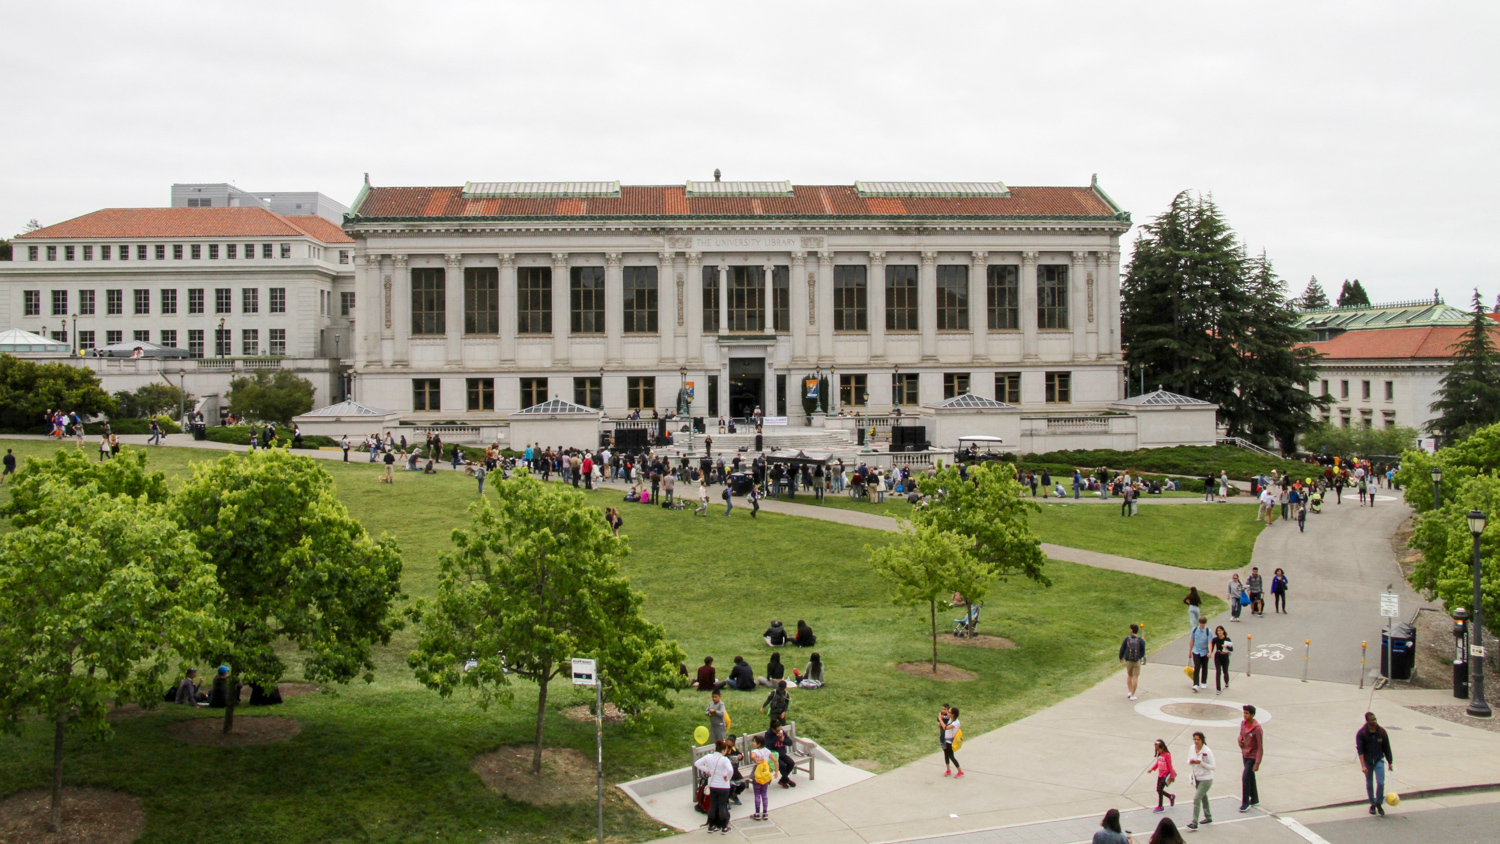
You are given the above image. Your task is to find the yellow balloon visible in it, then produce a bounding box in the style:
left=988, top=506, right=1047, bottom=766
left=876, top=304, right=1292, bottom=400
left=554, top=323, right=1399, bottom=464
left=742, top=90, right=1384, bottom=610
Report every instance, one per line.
left=1386, top=792, right=1400, bottom=806
left=694, top=725, right=710, bottom=745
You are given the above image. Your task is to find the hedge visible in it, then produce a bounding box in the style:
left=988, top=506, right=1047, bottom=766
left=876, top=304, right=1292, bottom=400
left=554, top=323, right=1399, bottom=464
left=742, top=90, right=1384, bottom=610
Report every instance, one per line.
left=1023, top=445, right=1309, bottom=479
left=84, top=416, right=182, bottom=435
left=202, top=426, right=338, bottom=449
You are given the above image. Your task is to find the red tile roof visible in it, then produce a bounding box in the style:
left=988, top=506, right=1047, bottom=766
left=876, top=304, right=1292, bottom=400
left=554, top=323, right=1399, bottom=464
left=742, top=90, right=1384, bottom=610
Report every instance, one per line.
left=19, top=207, right=354, bottom=244
left=1305, top=325, right=1500, bottom=360
left=352, top=184, right=1120, bottom=220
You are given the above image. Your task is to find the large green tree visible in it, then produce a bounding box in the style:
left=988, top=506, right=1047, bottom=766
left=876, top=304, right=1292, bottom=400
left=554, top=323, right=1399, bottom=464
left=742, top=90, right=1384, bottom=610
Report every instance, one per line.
left=1426, top=291, right=1500, bottom=446
left=114, top=383, right=192, bottom=419
left=912, top=463, right=1048, bottom=584
left=1121, top=193, right=1325, bottom=451
left=0, top=481, right=223, bottom=832
left=1, top=448, right=169, bottom=528
left=169, top=448, right=405, bottom=733
left=1296, top=276, right=1330, bottom=311
left=225, top=369, right=316, bottom=424
left=409, top=476, right=684, bottom=774
left=0, top=354, right=115, bottom=431
left=1336, top=279, right=1371, bottom=308
left=870, top=522, right=991, bottom=671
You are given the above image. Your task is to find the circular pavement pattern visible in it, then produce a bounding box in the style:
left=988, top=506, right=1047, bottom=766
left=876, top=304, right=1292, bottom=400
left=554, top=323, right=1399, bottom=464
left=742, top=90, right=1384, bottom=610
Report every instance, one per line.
left=1134, top=697, right=1274, bottom=728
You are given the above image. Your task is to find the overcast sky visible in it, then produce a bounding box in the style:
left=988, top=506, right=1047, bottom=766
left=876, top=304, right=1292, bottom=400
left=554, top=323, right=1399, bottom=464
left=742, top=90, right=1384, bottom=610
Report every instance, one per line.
left=4, top=1, right=1495, bottom=307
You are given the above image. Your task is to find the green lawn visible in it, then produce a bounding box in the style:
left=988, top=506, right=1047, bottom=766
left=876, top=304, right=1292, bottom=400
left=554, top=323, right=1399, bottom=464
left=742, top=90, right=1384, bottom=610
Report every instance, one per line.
left=0, top=438, right=1215, bottom=844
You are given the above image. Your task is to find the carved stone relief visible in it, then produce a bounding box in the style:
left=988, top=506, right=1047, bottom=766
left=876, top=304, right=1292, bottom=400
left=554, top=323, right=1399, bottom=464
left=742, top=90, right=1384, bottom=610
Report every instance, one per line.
left=1087, top=274, right=1096, bottom=323
left=383, top=275, right=392, bottom=328
left=676, top=272, right=685, bottom=326
left=808, top=273, right=817, bottom=325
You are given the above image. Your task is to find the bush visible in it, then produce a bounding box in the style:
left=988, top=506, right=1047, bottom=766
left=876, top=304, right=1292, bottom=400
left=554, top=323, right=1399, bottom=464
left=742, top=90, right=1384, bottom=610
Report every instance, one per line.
left=202, top=426, right=336, bottom=449
left=225, top=370, right=315, bottom=425
left=113, top=384, right=192, bottom=419
left=1024, top=445, right=1308, bottom=480
left=85, top=416, right=181, bottom=436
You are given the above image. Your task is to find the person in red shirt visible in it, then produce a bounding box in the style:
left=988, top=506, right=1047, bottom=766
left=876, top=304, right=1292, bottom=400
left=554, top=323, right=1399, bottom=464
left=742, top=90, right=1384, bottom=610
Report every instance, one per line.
left=693, top=656, right=726, bottom=692
left=582, top=454, right=594, bottom=490
left=1238, top=704, right=1263, bottom=811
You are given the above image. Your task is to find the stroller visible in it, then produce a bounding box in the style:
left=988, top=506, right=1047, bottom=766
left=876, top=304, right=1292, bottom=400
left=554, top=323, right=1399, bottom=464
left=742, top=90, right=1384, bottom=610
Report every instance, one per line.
left=952, top=602, right=984, bottom=638
left=1309, top=491, right=1323, bottom=514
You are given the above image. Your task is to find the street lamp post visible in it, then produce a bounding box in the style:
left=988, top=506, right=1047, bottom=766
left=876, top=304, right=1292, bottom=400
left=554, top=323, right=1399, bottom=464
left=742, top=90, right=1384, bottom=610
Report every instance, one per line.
left=71, top=314, right=77, bottom=355
left=680, top=365, right=693, bottom=456
left=1433, top=465, right=1444, bottom=510
left=1467, top=509, right=1492, bottom=717
left=218, top=318, right=226, bottom=359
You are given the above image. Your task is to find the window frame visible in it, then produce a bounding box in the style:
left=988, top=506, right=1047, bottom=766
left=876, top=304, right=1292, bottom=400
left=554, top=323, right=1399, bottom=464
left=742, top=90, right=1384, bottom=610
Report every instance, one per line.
left=702, top=266, right=720, bottom=332
left=833, top=265, right=868, bottom=332
left=413, top=378, right=442, bottom=411
left=51, top=289, right=68, bottom=316
left=626, top=376, right=656, bottom=411
left=268, top=328, right=286, bottom=356
left=519, top=377, right=548, bottom=409
left=892, top=372, right=920, bottom=406
left=23, top=290, right=40, bottom=316
left=574, top=376, right=602, bottom=409
left=995, top=372, right=1021, bottom=405
left=214, top=288, right=232, bottom=314
left=160, top=288, right=177, bottom=314
left=188, top=329, right=204, bottom=358
left=839, top=373, right=868, bottom=407
left=269, top=287, right=286, bottom=314
left=464, top=267, right=500, bottom=335
left=935, top=265, right=969, bottom=331
left=1044, top=371, right=1072, bottom=404
left=466, top=377, right=496, bottom=411
left=517, top=266, right=552, bottom=335
left=885, top=265, right=919, bottom=331
left=106, top=289, right=123, bottom=315
left=569, top=266, right=606, bottom=334
left=133, top=289, right=150, bottom=315
left=410, top=267, right=447, bottom=336
left=242, top=287, right=259, bottom=314
left=726, top=266, right=765, bottom=332
left=1037, top=265, right=1070, bottom=329
left=943, top=372, right=971, bottom=399
left=622, top=266, right=659, bottom=333
left=78, top=289, right=95, bottom=315
left=987, top=265, right=1020, bottom=330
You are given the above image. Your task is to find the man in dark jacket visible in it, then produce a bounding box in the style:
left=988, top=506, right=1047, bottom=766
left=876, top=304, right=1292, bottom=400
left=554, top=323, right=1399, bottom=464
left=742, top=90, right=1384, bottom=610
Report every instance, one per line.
left=1357, top=711, right=1394, bottom=814
left=728, top=656, right=755, bottom=692
left=764, top=621, right=788, bottom=646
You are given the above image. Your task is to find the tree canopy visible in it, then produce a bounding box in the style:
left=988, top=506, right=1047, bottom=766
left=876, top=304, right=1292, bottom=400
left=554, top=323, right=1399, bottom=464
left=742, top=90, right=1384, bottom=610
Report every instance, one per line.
left=225, top=369, right=316, bottom=424
left=409, top=475, right=684, bottom=774
left=169, top=448, right=404, bottom=733
left=114, top=383, right=192, bottom=419
left=0, top=481, right=223, bottom=831
left=1296, top=276, right=1330, bottom=310
left=1, top=447, right=170, bottom=528
left=1298, top=422, right=1419, bottom=460
left=870, top=522, right=990, bottom=671
left=1336, top=279, right=1371, bottom=308
left=1120, top=192, right=1325, bottom=452
left=912, top=463, right=1047, bottom=584
left=1426, top=291, right=1500, bottom=446
left=0, top=354, right=115, bottom=431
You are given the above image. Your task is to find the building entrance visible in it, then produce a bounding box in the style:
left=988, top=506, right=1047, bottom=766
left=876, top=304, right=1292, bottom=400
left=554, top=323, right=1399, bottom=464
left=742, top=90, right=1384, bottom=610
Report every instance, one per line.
left=728, top=358, right=764, bottom=420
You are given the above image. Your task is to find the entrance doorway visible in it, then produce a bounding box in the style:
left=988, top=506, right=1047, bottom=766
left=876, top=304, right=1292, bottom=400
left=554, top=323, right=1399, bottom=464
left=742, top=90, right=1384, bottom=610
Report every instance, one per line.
left=729, top=357, right=764, bottom=420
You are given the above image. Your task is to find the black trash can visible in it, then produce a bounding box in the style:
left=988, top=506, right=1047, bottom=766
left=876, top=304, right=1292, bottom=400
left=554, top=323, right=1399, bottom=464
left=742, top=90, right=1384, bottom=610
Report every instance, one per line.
left=693, top=416, right=706, bottom=434
left=730, top=472, right=754, bottom=496
left=856, top=426, right=866, bottom=446
left=192, top=423, right=207, bottom=441
left=1381, top=622, right=1416, bottom=680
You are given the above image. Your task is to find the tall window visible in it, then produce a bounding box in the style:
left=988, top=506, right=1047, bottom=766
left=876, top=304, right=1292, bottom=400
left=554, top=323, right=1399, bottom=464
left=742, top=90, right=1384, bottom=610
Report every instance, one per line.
left=570, top=266, right=605, bottom=334
left=727, top=266, right=764, bottom=331
left=943, top=372, right=970, bottom=399
left=23, top=290, right=39, bottom=316
left=133, top=330, right=150, bottom=342
left=839, top=374, right=868, bottom=407
left=702, top=266, right=720, bottom=331
left=107, top=289, right=123, bottom=315
left=161, top=289, right=177, bottom=314
left=893, top=373, right=919, bottom=406
left=1361, top=380, right=1371, bottom=401
left=464, top=267, right=499, bottom=334
left=1038, top=265, right=1069, bottom=329
left=241, top=288, right=259, bottom=314
left=46, top=246, right=56, bottom=261
left=208, top=244, right=219, bottom=259
left=886, top=265, right=919, bottom=331
left=215, top=288, right=231, bottom=314
left=936, top=265, right=968, bottom=330
left=773, top=265, right=789, bottom=332
left=627, top=376, right=656, bottom=410
left=188, top=329, right=204, bottom=358
left=623, top=266, right=658, bottom=333
left=1340, top=380, right=1349, bottom=399
left=519, top=377, right=548, bottom=408
left=987, top=265, right=1020, bottom=330
left=280, top=243, right=291, bottom=259
left=106, top=330, right=123, bottom=345
left=411, top=268, right=446, bottom=335
left=172, top=244, right=183, bottom=259
left=262, top=244, right=273, bottom=259
left=241, top=329, right=258, bottom=356
left=268, top=329, right=286, bottom=356
left=517, top=266, right=552, bottom=334
left=574, top=376, right=602, bottom=409
left=134, top=289, right=150, bottom=315
left=226, top=244, right=237, bottom=259
left=833, top=265, right=867, bottom=331
left=341, top=292, right=356, bottom=317
left=466, top=378, right=495, bottom=411
left=269, top=287, right=286, bottom=313
left=995, top=372, right=1021, bottom=404
left=83, top=245, right=92, bottom=260
left=707, top=375, right=719, bottom=416
left=78, top=290, right=95, bottom=315
left=155, top=245, right=165, bottom=260
left=64, top=246, right=75, bottom=261
left=189, top=289, right=204, bottom=314
left=137, top=244, right=148, bottom=260
left=190, top=244, right=201, bottom=259
left=51, top=290, right=68, bottom=316
left=214, top=328, right=231, bottom=357
left=1045, top=372, right=1071, bottom=404
left=413, top=379, right=441, bottom=411
left=1320, top=379, right=1329, bottom=397
left=1384, top=381, right=1394, bottom=401
left=159, top=329, right=177, bottom=348
left=100, top=245, right=110, bottom=260
left=78, top=330, right=95, bottom=350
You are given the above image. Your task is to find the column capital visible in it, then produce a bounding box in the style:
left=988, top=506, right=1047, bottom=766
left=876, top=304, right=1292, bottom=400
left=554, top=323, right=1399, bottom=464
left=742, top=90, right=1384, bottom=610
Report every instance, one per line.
left=362, top=253, right=383, bottom=269
left=686, top=252, right=702, bottom=267
left=972, top=251, right=989, bottom=265
left=1071, top=251, right=1090, bottom=264
left=819, top=252, right=836, bottom=266
left=499, top=253, right=515, bottom=268
left=659, top=251, right=675, bottom=265
left=1021, top=251, right=1039, bottom=266
left=920, top=251, right=938, bottom=265
left=446, top=253, right=464, bottom=268
left=606, top=252, right=622, bottom=268
left=392, top=254, right=408, bottom=269
left=791, top=251, right=806, bottom=265
left=1096, top=250, right=1115, bottom=264
left=868, top=251, right=886, bottom=265
left=552, top=252, right=570, bottom=267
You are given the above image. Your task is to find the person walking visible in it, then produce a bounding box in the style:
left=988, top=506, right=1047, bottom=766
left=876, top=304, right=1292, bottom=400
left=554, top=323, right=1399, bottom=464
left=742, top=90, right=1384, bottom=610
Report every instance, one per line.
left=696, top=480, right=710, bottom=516
left=1271, top=568, right=1289, bottom=613
left=1227, top=574, right=1245, bottom=622
left=1259, top=487, right=1276, bottom=526
left=1073, top=470, right=1082, bottom=500
left=1091, top=809, right=1130, bottom=844
left=749, top=482, right=761, bottom=518
left=475, top=463, right=487, bottom=495
left=1148, top=739, right=1177, bottom=813
left=1356, top=711, right=1394, bottom=815
left=722, top=484, right=734, bottom=517
left=341, top=435, right=351, bottom=462
left=1212, top=625, right=1233, bottom=695
left=760, top=680, right=790, bottom=732
left=940, top=705, right=963, bottom=778
left=1119, top=624, right=1147, bottom=701
left=148, top=418, right=163, bottom=446
left=381, top=448, right=396, bottom=484
left=1246, top=568, right=1265, bottom=617
left=1186, top=731, right=1215, bottom=831
left=706, top=691, right=728, bottom=744
left=749, top=734, right=774, bottom=821
left=1184, top=587, right=1203, bottom=632
left=693, top=740, right=735, bottom=833
left=1296, top=500, right=1308, bottom=532
left=1, top=448, right=15, bottom=486
left=1190, top=617, right=1212, bottom=692
left=1218, top=471, right=1229, bottom=503
left=1238, top=704, right=1263, bottom=812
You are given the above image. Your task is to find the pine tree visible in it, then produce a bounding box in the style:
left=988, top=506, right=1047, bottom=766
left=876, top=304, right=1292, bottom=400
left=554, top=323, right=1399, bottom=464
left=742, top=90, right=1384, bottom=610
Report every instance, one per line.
left=1296, top=276, right=1330, bottom=310
left=1337, top=279, right=1371, bottom=308
left=1427, top=290, right=1500, bottom=444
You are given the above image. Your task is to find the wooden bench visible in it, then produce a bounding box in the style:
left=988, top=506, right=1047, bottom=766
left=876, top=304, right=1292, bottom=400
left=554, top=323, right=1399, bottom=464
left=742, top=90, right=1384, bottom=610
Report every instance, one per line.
left=689, top=720, right=816, bottom=781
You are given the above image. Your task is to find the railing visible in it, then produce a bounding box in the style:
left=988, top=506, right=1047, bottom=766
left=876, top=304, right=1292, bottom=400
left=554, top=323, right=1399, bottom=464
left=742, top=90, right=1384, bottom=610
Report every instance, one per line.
left=1217, top=436, right=1279, bottom=457
left=197, top=359, right=235, bottom=371
left=601, top=418, right=657, bottom=431
left=1044, top=416, right=1110, bottom=431
left=884, top=449, right=956, bottom=468
left=413, top=425, right=482, bottom=442
left=241, top=358, right=283, bottom=370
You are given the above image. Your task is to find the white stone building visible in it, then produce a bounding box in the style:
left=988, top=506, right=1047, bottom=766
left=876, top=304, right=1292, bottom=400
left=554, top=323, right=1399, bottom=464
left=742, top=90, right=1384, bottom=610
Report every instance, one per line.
left=344, top=177, right=1157, bottom=439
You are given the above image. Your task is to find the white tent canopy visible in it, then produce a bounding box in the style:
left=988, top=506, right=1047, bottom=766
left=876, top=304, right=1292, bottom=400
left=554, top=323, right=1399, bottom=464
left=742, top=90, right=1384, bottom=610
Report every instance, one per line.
left=90, top=340, right=190, bottom=359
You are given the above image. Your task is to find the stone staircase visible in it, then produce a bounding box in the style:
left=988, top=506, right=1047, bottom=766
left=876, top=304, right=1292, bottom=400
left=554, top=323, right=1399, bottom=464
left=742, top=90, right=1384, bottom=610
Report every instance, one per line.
left=683, top=426, right=858, bottom=454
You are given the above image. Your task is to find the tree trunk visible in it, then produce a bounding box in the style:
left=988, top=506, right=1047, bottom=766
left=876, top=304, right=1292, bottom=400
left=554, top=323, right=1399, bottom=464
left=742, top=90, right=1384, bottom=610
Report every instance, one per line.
left=50, top=713, right=66, bottom=832
left=222, top=670, right=237, bottom=735
left=531, top=664, right=550, bottom=774
left=930, top=599, right=938, bottom=672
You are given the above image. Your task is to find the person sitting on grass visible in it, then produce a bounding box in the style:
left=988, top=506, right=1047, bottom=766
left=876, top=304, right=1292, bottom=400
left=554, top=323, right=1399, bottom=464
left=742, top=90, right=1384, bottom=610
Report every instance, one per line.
left=764, top=620, right=788, bottom=647
left=693, top=656, right=727, bottom=692
left=423, top=458, right=437, bottom=475
left=794, top=620, right=817, bottom=648
left=173, top=668, right=205, bottom=706
left=793, top=653, right=824, bottom=688
left=728, top=656, right=756, bottom=692
left=756, top=652, right=786, bottom=688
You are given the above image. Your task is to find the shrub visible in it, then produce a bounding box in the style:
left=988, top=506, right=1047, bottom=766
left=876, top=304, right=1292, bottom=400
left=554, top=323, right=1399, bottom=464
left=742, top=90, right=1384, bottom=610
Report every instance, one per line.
left=203, top=426, right=336, bottom=449
left=85, top=416, right=181, bottom=436
left=1024, top=445, right=1308, bottom=480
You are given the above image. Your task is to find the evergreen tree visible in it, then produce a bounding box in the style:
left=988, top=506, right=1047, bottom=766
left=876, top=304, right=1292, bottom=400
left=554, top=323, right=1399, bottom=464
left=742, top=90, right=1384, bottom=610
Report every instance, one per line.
left=1427, top=290, right=1500, bottom=444
left=1336, top=279, right=1371, bottom=307
left=1122, top=193, right=1327, bottom=451
left=1296, top=276, right=1330, bottom=310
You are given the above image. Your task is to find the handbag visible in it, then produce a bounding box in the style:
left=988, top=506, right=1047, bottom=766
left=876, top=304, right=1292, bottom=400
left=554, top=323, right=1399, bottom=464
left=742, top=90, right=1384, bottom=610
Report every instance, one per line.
left=1239, top=591, right=1251, bottom=606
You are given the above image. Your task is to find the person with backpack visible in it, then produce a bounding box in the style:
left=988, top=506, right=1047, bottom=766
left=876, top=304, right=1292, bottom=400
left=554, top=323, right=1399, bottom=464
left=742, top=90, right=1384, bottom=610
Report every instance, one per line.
left=1119, top=624, right=1146, bottom=701
left=722, top=484, right=733, bottom=516
left=761, top=680, right=790, bottom=731
left=693, top=739, right=735, bottom=833
left=940, top=705, right=964, bottom=778
left=749, top=734, right=774, bottom=820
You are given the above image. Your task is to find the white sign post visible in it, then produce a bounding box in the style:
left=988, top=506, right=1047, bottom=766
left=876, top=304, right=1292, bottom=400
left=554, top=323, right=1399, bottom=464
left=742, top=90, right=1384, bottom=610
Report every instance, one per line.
left=1381, top=590, right=1400, bottom=682
left=571, top=658, right=603, bottom=843
left=1380, top=592, right=1400, bottom=618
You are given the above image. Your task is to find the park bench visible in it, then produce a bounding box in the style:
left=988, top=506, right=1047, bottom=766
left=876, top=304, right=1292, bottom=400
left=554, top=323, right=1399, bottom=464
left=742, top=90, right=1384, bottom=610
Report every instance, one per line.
left=689, top=720, right=816, bottom=782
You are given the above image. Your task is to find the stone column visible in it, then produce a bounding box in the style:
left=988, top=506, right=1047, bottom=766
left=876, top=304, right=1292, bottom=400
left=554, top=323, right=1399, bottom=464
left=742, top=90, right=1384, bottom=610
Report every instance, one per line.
left=1071, top=251, right=1089, bottom=361
left=1101, top=250, right=1121, bottom=358
left=686, top=253, right=703, bottom=364
left=818, top=252, right=835, bottom=364
left=365, top=254, right=388, bottom=368
left=1088, top=252, right=1103, bottom=360
left=762, top=261, right=775, bottom=334
left=660, top=252, right=679, bottom=360
left=498, top=253, right=516, bottom=365
left=392, top=255, right=409, bottom=366
left=790, top=251, right=808, bottom=364
left=717, top=263, right=729, bottom=335
left=445, top=254, right=464, bottom=366
left=605, top=252, right=623, bottom=364
left=919, top=251, right=938, bottom=361
left=869, top=251, right=887, bottom=363
left=971, top=251, right=990, bottom=363
left=1020, top=251, right=1039, bottom=360
left=551, top=252, right=570, bottom=366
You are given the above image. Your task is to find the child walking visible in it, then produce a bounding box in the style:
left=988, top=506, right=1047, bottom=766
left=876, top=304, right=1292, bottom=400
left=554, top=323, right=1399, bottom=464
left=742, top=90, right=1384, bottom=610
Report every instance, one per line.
left=1148, top=739, right=1177, bottom=813
left=749, top=734, right=774, bottom=820
left=940, top=706, right=963, bottom=778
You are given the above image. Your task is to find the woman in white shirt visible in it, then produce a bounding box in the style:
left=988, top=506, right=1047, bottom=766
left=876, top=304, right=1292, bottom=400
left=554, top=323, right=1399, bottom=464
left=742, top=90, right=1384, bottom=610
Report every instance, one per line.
left=693, top=740, right=735, bottom=833
left=1187, top=731, right=1215, bottom=830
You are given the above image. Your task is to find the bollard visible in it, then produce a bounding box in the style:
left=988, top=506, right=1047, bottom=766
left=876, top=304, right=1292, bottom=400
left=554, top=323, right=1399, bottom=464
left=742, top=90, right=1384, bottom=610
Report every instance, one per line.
left=1302, top=640, right=1311, bottom=683
left=1247, top=635, right=1253, bottom=677
left=1360, top=641, right=1367, bottom=689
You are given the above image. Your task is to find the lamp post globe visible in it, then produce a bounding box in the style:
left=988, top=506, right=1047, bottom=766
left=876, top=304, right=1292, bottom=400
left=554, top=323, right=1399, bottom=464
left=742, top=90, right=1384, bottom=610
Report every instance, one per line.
left=1468, top=508, right=1492, bottom=718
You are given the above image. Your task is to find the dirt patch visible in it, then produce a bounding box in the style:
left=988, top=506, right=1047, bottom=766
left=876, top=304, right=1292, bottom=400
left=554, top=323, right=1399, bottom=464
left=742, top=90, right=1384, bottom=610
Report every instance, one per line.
left=895, top=662, right=978, bottom=682
left=105, top=704, right=150, bottom=722
left=565, top=703, right=627, bottom=724
left=0, top=787, right=144, bottom=844
left=846, top=759, right=883, bottom=772
left=276, top=683, right=319, bottom=699
left=166, top=715, right=301, bottom=746
left=944, top=635, right=1016, bottom=650
left=1407, top=705, right=1500, bottom=735
left=472, top=746, right=597, bottom=805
